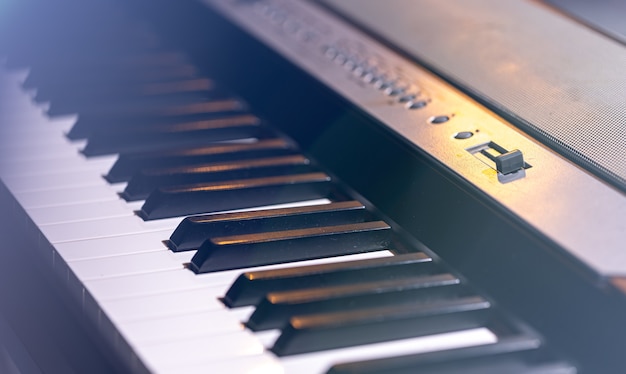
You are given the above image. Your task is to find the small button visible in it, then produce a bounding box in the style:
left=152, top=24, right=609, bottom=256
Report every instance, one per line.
left=454, top=131, right=473, bottom=139
left=343, top=59, right=356, bottom=71
left=334, top=54, right=347, bottom=65
left=352, top=65, right=367, bottom=77
left=323, top=46, right=338, bottom=59
left=373, top=78, right=392, bottom=90
left=428, top=115, right=450, bottom=124
left=406, top=100, right=428, bottom=110
left=362, top=72, right=378, bottom=83
left=384, top=85, right=405, bottom=96
left=398, top=94, right=416, bottom=103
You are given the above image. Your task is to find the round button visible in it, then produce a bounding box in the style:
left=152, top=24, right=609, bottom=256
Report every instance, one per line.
left=428, top=115, right=450, bottom=124
left=352, top=65, right=367, bottom=77
left=454, top=131, right=474, bottom=139
left=343, top=59, right=356, bottom=71
left=406, top=100, right=428, bottom=110
left=334, top=54, right=347, bottom=64
left=323, top=46, right=338, bottom=59
left=384, top=85, right=405, bottom=96
left=373, top=78, right=392, bottom=90
left=398, top=94, right=416, bottom=103
left=362, top=72, right=378, bottom=83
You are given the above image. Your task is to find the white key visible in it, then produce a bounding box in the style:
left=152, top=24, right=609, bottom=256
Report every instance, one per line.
left=27, top=199, right=134, bottom=226
left=158, top=354, right=283, bottom=374
left=2, top=170, right=108, bottom=193
left=84, top=269, right=219, bottom=301
left=70, top=250, right=189, bottom=280
left=0, top=141, right=83, bottom=165
left=0, top=114, right=76, bottom=135
left=102, top=288, right=226, bottom=323
left=14, top=184, right=120, bottom=209
left=56, top=229, right=173, bottom=261
left=0, top=130, right=79, bottom=148
left=133, top=331, right=265, bottom=369
left=39, top=215, right=182, bottom=243
left=118, top=309, right=247, bottom=345
left=0, top=152, right=85, bottom=172
left=0, top=154, right=115, bottom=177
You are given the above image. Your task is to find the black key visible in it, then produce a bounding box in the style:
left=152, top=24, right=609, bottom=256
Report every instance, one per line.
left=49, top=92, right=218, bottom=117
left=81, top=114, right=265, bottom=156
left=23, top=50, right=193, bottom=92
left=45, top=80, right=222, bottom=117
left=247, top=274, right=464, bottom=331
left=93, top=98, right=244, bottom=117
left=105, top=138, right=297, bottom=183
left=40, top=77, right=214, bottom=102
left=67, top=99, right=248, bottom=140
left=271, top=296, right=492, bottom=356
left=168, top=200, right=371, bottom=252
left=138, top=172, right=334, bottom=220
left=326, top=336, right=557, bottom=374
left=24, top=63, right=198, bottom=90
left=189, top=221, right=392, bottom=273
left=330, top=350, right=576, bottom=374
left=223, top=252, right=435, bottom=308
left=121, top=155, right=316, bottom=201
left=137, top=78, right=215, bottom=96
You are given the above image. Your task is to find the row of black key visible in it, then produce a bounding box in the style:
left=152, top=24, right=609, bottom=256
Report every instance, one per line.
left=169, top=203, right=573, bottom=371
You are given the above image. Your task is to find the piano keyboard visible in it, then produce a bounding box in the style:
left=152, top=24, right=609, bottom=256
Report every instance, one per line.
left=0, top=1, right=579, bottom=373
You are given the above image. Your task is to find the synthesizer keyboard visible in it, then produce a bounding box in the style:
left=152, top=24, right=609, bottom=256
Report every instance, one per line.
left=1, top=0, right=625, bottom=373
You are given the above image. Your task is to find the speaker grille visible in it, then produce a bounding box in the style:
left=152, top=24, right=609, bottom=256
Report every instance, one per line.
left=324, top=0, right=626, bottom=190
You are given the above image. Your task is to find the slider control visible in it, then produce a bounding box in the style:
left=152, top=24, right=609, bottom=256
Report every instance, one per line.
left=494, top=149, right=525, bottom=175
left=467, top=141, right=531, bottom=183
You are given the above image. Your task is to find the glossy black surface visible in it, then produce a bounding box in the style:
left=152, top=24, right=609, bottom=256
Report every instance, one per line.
left=272, top=296, right=491, bottom=356
left=223, top=252, right=434, bottom=307
left=105, top=138, right=298, bottom=183
left=246, top=275, right=464, bottom=331
left=122, top=155, right=317, bottom=201
left=326, top=336, right=574, bottom=374
left=169, top=200, right=370, bottom=252
left=81, top=114, right=266, bottom=156
left=189, top=221, right=392, bottom=273
left=138, top=172, right=334, bottom=220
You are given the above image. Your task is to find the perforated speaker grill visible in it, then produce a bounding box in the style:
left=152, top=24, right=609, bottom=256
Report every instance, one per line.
left=323, top=0, right=626, bottom=191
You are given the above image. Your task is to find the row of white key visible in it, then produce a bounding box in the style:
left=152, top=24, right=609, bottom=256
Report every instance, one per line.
left=0, top=68, right=497, bottom=373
